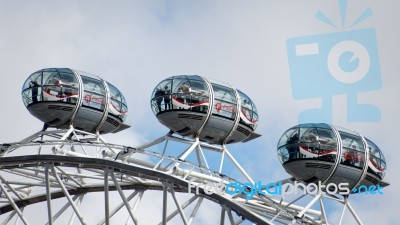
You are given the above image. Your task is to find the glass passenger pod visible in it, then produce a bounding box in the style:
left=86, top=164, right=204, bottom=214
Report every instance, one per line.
left=277, top=123, right=388, bottom=191
left=22, top=68, right=129, bottom=134
left=151, top=75, right=260, bottom=144
left=366, top=138, right=386, bottom=179
left=277, top=124, right=338, bottom=164
left=151, top=75, right=210, bottom=115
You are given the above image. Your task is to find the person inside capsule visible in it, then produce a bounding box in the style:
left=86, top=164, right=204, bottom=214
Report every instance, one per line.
left=164, top=85, right=171, bottom=110
left=43, top=72, right=78, bottom=103
left=30, top=80, right=39, bottom=103
left=340, top=133, right=364, bottom=168
left=299, top=128, right=319, bottom=156
left=278, top=126, right=338, bottom=163
left=279, top=126, right=377, bottom=170
left=151, top=76, right=209, bottom=114
left=286, top=131, right=299, bottom=161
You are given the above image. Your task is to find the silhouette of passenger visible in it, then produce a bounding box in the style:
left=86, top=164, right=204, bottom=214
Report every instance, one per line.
left=30, top=80, right=39, bottom=103
left=155, top=87, right=164, bottom=113
left=164, top=86, right=171, bottom=110
left=287, top=132, right=299, bottom=160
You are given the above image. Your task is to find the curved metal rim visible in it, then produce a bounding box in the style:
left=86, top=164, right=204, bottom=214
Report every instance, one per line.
left=0, top=155, right=271, bottom=224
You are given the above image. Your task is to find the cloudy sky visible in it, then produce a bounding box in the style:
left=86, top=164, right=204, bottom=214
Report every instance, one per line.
left=0, top=0, right=399, bottom=224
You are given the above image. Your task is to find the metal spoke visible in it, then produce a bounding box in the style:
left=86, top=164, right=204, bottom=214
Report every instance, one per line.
left=158, top=195, right=198, bottom=224
left=44, top=166, right=53, bottom=225
left=220, top=207, right=226, bottom=225
left=0, top=181, right=29, bottom=225
left=104, top=169, right=110, bottom=225
left=1, top=210, right=17, bottom=225
left=96, top=190, right=140, bottom=225
left=51, top=165, right=87, bottom=225
left=169, top=187, right=189, bottom=225
left=45, top=195, right=81, bottom=225
left=110, top=172, right=138, bottom=225
left=188, top=197, right=203, bottom=224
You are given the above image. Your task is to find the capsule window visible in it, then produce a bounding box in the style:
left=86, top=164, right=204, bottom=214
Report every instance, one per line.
left=238, top=91, right=258, bottom=130
left=81, top=76, right=106, bottom=110
left=366, top=139, right=386, bottom=178
left=172, top=78, right=208, bottom=112
left=278, top=127, right=299, bottom=148
left=277, top=128, right=299, bottom=162
left=154, top=79, right=172, bottom=112
left=184, top=80, right=208, bottom=112
left=23, top=69, right=79, bottom=104
left=211, top=84, right=237, bottom=120
left=107, top=83, right=128, bottom=121
left=339, top=132, right=365, bottom=169
left=22, top=71, right=43, bottom=106
left=316, top=128, right=337, bottom=162
left=152, top=76, right=210, bottom=115
left=298, top=127, right=319, bottom=159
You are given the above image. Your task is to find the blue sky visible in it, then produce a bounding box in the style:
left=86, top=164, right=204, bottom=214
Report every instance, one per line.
left=0, top=0, right=399, bottom=224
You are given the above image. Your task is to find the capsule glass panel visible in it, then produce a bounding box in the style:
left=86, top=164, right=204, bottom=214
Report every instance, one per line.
left=277, top=124, right=337, bottom=164
left=151, top=76, right=209, bottom=114
left=22, top=69, right=79, bottom=106
left=277, top=127, right=299, bottom=163
left=366, top=139, right=386, bottom=178
left=211, top=83, right=237, bottom=120
left=338, top=131, right=365, bottom=169
left=22, top=71, right=43, bottom=106
left=238, top=90, right=258, bottom=130
left=42, top=69, right=79, bottom=103
left=316, top=128, right=337, bottom=162
left=298, top=127, right=319, bottom=159
left=81, top=76, right=106, bottom=110
left=152, top=78, right=172, bottom=113
left=107, top=82, right=128, bottom=121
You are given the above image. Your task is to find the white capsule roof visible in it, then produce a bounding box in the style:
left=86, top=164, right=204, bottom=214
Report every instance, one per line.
left=277, top=123, right=388, bottom=193
left=22, top=68, right=129, bottom=134
left=151, top=75, right=260, bottom=144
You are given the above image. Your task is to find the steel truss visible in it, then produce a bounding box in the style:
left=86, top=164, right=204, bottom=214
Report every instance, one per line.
left=0, top=127, right=364, bottom=224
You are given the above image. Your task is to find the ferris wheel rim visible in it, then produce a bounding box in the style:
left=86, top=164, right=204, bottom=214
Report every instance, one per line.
left=0, top=154, right=277, bottom=225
